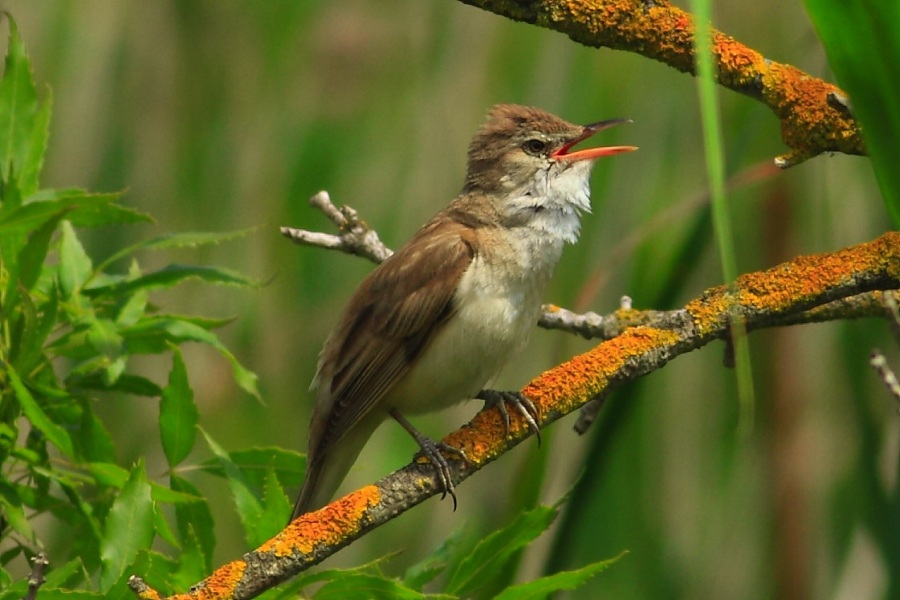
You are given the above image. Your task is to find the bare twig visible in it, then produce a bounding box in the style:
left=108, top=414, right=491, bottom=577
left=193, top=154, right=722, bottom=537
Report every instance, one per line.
left=884, top=291, right=900, bottom=348
left=25, top=552, right=49, bottom=600
left=870, top=350, right=900, bottom=410
left=280, top=191, right=393, bottom=264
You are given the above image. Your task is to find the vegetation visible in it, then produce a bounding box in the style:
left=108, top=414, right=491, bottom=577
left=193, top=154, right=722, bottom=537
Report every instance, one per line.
left=1, top=2, right=897, bottom=599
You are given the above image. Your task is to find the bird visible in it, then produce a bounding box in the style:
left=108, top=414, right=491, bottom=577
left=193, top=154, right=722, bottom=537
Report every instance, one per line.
left=291, top=103, right=636, bottom=521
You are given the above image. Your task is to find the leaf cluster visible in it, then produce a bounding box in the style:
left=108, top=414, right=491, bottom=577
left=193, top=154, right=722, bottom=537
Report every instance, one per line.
left=0, top=17, right=288, bottom=598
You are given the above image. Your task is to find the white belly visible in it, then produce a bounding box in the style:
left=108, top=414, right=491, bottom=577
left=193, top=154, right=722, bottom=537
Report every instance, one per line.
left=387, top=237, right=560, bottom=414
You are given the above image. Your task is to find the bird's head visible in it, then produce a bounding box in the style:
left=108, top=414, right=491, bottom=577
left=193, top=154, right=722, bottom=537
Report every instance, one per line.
left=463, top=104, right=636, bottom=237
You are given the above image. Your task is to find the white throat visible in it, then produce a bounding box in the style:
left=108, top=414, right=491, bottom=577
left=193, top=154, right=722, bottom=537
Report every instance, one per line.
left=500, top=159, right=593, bottom=246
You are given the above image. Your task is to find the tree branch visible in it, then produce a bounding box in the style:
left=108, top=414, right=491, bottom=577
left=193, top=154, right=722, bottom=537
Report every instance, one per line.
left=129, top=231, right=900, bottom=600
left=284, top=192, right=893, bottom=340
left=25, top=552, right=49, bottom=600
left=452, top=0, right=862, bottom=167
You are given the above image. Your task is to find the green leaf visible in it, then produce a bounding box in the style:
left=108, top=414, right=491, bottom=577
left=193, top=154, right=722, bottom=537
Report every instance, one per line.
left=28, top=590, right=105, bottom=600
left=690, top=0, right=755, bottom=437
left=67, top=372, right=162, bottom=397
left=201, top=429, right=265, bottom=547
left=86, top=318, right=124, bottom=362
left=0, top=480, right=34, bottom=542
left=153, top=502, right=180, bottom=548
left=99, top=462, right=155, bottom=592
left=446, top=504, right=558, bottom=596
left=10, top=283, right=57, bottom=372
left=170, top=524, right=208, bottom=590
left=65, top=199, right=154, bottom=227
left=76, top=401, right=116, bottom=462
left=492, top=552, right=626, bottom=600
left=83, top=264, right=258, bottom=298
left=6, top=364, right=76, bottom=459
left=805, top=0, right=900, bottom=226
left=96, top=228, right=258, bottom=273
left=170, top=475, right=216, bottom=571
left=0, top=190, right=123, bottom=233
left=0, top=15, right=39, bottom=185
left=9, top=211, right=58, bottom=296
left=85, top=462, right=130, bottom=488
left=403, top=525, right=465, bottom=591
left=18, top=83, right=50, bottom=196
left=315, top=574, right=429, bottom=600
left=122, top=316, right=260, bottom=399
left=259, top=467, right=292, bottom=540
left=1, top=211, right=59, bottom=323
left=86, top=462, right=201, bottom=507
left=58, top=220, right=93, bottom=297
left=115, top=262, right=148, bottom=326
left=42, top=557, right=88, bottom=589
left=198, top=446, right=306, bottom=489
left=128, top=549, right=178, bottom=599
left=159, top=347, right=198, bottom=467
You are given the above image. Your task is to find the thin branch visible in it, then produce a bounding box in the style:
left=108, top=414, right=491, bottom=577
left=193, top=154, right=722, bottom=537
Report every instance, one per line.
left=870, top=292, right=900, bottom=411
left=870, top=350, right=900, bottom=409
left=129, top=231, right=900, bottom=600
left=25, top=552, right=49, bottom=600
left=454, top=0, right=862, bottom=167
left=281, top=191, right=393, bottom=264
left=884, top=291, right=900, bottom=348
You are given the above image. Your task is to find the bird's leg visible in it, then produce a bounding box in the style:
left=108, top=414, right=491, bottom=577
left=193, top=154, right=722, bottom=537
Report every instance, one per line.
left=389, top=408, right=468, bottom=509
left=476, top=389, right=542, bottom=446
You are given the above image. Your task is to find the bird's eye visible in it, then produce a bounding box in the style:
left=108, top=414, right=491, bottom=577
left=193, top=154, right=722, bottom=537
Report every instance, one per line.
left=522, top=138, right=548, bottom=155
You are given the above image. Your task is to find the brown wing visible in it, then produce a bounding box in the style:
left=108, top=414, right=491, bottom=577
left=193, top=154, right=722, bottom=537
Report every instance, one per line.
left=308, top=216, right=477, bottom=457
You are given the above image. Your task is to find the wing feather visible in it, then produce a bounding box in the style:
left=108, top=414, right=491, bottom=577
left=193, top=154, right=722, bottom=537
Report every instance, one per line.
left=307, top=217, right=477, bottom=457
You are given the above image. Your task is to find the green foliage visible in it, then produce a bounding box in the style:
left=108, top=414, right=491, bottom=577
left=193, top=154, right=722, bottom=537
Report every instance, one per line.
left=0, top=16, right=286, bottom=596
left=805, top=0, right=900, bottom=227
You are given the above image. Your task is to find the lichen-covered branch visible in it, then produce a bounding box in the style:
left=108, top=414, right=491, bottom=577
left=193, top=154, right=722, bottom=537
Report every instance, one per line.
left=129, top=231, right=900, bottom=600
left=453, top=0, right=862, bottom=167
left=284, top=192, right=893, bottom=339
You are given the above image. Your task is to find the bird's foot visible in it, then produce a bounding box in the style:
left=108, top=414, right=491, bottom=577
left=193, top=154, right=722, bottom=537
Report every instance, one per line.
left=414, top=436, right=469, bottom=510
left=390, top=409, right=468, bottom=509
left=476, top=389, right=542, bottom=446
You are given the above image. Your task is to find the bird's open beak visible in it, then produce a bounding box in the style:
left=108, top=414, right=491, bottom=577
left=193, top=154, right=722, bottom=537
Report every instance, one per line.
left=551, top=118, right=638, bottom=162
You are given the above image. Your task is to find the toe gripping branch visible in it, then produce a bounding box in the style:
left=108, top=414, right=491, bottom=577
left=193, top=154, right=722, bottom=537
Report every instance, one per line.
left=476, top=389, right=542, bottom=446
left=389, top=409, right=469, bottom=509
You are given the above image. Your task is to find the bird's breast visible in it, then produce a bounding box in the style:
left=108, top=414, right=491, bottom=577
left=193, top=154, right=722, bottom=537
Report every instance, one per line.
left=387, top=233, right=560, bottom=415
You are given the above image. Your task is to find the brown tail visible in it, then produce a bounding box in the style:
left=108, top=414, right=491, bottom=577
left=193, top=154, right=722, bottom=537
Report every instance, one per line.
left=289, top=415, right=381, bottom=523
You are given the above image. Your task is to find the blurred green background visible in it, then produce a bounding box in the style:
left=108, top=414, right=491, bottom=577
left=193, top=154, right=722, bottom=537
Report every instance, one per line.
left=8, top=1, right=896, bottom=598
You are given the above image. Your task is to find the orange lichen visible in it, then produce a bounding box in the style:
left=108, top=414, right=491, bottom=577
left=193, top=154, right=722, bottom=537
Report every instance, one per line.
left=444, top=402, right=520, bottom=463
left=683, top=285, right=730, bottom=337
left=442, top=327, right=680, bottom=463
left=686, top=232, right=899, bottom=335
left=523, top=327, right=680, bottom=414
left=260, top=486, right=380, bottom=557
left=713, top=33, right=764, bottom=87
left=134, top=588, right=163, bottom=600
left=613, top=306, right=642, bottom=323
left=467, top=0, right=864, bottom=162
left=162, top=561, right=246, bottom=600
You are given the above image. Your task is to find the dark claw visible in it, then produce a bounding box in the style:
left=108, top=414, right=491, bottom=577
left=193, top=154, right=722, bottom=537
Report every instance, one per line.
left=414, top=437, right=468, bottom=509
left=476, top=389, right=542, bottom=446
left=390, top=408, right=468, bottom=508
